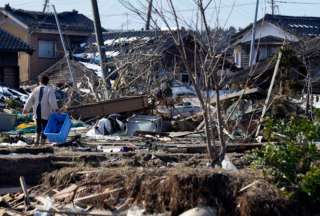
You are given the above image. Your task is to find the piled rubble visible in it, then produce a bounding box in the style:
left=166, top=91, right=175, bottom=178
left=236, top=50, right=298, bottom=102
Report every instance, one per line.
left=0, top=36, right=320, bottom=216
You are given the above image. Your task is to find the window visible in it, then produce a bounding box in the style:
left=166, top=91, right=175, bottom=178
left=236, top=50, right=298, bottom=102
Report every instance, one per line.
left=236, top=52, right=241, bottom=66
left=234, top=49, right=241, bottom=67
left=38, top=40, right=56, bottom=58
left=270, top=47, right=278, bottom=56
left=258, top=47, right=268, bottom=61
left=181, top=74, right=189, bottom=83
left=257, top=47, right=279, bottom=61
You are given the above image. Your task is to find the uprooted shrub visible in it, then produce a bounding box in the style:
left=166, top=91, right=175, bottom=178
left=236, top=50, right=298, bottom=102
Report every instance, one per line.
left=247, top=117, right=320, bottom=202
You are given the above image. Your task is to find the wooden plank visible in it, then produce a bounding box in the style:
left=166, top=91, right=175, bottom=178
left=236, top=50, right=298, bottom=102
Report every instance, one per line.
left=168, top=131, right=203, bottom=138
left=53, top=184, right=78, bottom=200
left=164, top=143, right=264, bottom=154
left=74, top=188, right=122, bottom=206
left=211, top=88, right=263, bottom=104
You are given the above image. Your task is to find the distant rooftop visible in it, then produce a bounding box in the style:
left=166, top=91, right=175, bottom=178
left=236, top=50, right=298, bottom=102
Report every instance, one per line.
left=264, top=14, right=320, bottom=37
left=1, top=4, right=95, bottom=33
left=233, top=14, right=320, bottom=41
left=89, top=29, right=190, bottom=53
left=102, top=30, right=169, bottom=40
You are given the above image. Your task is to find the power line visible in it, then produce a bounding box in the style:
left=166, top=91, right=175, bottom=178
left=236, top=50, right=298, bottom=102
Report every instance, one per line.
left=267, top=0, right=279, bottom=14
left=275, top=0, right=320, bottom=5
left=99, top=2, right=257, bottom=18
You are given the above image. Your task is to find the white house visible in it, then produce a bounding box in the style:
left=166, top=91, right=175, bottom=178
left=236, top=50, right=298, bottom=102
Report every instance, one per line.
left=232, top=14, right=320, bottom=68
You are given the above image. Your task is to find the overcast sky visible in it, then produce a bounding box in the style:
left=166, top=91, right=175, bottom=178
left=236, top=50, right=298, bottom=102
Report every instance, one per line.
left=1, top=0, right=320, bottom=30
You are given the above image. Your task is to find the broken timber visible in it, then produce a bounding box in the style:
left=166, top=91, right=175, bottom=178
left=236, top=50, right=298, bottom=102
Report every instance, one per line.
left=164, top=142, right=264, bottom=154
left=68, top=96, right=151, bottom=120
left=211, top=88, right=265, bottom=104
left=255, top=50, right=283, bottom=137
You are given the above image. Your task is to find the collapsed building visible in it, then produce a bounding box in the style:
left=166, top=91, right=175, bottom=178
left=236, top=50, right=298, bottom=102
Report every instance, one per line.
left=0, top=6, right=320, bottom=214
left=74, top=30, right=233, bottom=95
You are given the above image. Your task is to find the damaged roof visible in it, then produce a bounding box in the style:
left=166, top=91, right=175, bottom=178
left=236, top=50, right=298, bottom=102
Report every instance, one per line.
left=39, top=58, right=99, bottom=85
left=0, top=28, right=32, bottom=53
left=1, top=4, right=94, bottom=33
left=92, top=30, right=195, bottom=55
left=233, top=14, right=320, bottom=42
left=265, top=14, right=320, bottom=37
left=102, top=30, right=164, bottom=41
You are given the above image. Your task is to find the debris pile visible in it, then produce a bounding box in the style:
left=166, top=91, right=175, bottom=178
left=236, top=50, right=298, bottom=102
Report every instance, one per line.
left=0, top=32, right=320, bottom=215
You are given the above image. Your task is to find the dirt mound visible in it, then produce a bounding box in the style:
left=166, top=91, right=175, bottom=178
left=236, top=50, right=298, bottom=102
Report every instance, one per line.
left=37, top=167, right=304, bottom=215
left=135, top=169, right=241, bottom=215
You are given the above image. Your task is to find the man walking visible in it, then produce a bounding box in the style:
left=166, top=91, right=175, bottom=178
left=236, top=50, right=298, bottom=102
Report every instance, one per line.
left=23, top=75, right=58, bottom=144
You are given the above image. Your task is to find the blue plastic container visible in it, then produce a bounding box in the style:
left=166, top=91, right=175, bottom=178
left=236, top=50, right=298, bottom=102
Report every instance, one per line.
left=44, top=113, right=72, bottom=143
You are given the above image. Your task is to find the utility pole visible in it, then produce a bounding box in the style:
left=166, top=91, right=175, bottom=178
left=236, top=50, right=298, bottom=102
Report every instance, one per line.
left=91, top=0, right=109, bottom=99
left=249, top=0, right=259, bottom=67
left=52, top=5, right=75, bottom=87
left=145, top=0, right=153, bottom=30
left=269, top=0, right=278, bottom=15
left=126, top=13, right=129, bottom=31
left=43, top=0, right=49, bottom=13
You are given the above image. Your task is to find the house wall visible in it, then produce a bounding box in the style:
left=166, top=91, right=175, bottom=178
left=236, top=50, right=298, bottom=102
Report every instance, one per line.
left=161, top=37, right=201, bottom=84
left=0, top=13, right=31, bottom=82
left=0, top=52, right=17, bottom=66
left=236, top=44, right=282, bottom=68
left=0, top=52, right=19, bottom=88
left=39, top=59, right=99, bottom=87
left=241, top=50, right=250, bottom=69
left=29, top=32, right=64, bottom=80
left=233, top=22, right=299, bottom=68
left=28, top=33, right=91, bottom=81
left=234, top=45, right=250, bottom=68
left=239, top=22, right=299, bottom=43
left=0, top=12, right=91, bottom=82
left=257, top=45, right=280, bottom=61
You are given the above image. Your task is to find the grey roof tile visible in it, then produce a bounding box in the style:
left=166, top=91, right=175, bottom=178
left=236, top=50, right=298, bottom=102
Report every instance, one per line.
left=0, top=28, right=32, bottom=53
left=2, top=4, right=94, bottom=33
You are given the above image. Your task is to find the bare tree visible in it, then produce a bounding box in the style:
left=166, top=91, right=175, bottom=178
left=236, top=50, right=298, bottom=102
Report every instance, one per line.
left=119, top=0, right=231, bottom=165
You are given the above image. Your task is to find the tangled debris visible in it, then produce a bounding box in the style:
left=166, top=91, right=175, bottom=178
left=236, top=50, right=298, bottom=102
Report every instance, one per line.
left=1, top=24, right=320, bottom=216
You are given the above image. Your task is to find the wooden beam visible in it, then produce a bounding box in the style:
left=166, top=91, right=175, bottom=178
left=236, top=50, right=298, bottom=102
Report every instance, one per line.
left=164, top=142, right=264, bottom=154
left=255, top=50, right=282, bottom=137
left=74, top=188, right=122, bottom=206
left=68, top=96, right=151, bottom=120
left=211, top=88, right=263, bottom=104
